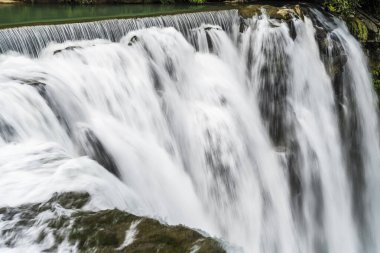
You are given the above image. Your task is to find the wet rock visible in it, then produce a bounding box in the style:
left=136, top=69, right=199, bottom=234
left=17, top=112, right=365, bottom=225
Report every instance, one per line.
left=47, top=192, right=90, bottom=209
left=348, top=11, right=380, bottom=42
left=77, top=127, right=121, bottom=178
left=346, top=11, right=380, bottom=97
left=0, top=116, right=18, bottom=143
left=346, top=17, right=369, bottom=42
left=315, top=27, right=347, bottom=73
left=204, top=25, right=221, bottom=31
left=53, top=46, right=82, bottom=55
left=315, top=26, right=328, bottom=40
left=347, top=14, right=380, bottom=97
left=25, top=80, right=46, bottom=87
left=128, top=35, right=139, bottom=46
left=70, top=209, right=225, bottom=253
left=287, top=20, right=297, bottom=40
left=238, top=4, right=304, bottom=20
left=365, top=42, right=380, bottom=96
left=239, top=17, right=248, bottom=33
left=0, top=192, right=226, bottom=253
left=313, top=23, right=348, bottom=108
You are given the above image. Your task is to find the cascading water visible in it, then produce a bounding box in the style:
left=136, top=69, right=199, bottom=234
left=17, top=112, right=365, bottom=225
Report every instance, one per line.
left=0, top=6, right=379, bottom=253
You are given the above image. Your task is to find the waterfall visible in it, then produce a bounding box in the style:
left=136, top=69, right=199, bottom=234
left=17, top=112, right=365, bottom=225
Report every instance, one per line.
left=0, top=7, right=379, bottom=253
left=0, top=10, right=238, bottom=57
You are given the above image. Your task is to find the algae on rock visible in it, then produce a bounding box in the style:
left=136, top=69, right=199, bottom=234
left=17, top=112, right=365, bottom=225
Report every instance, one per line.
left=0, top=192, right=226, bottom=253
left=346, top=17, right=369, bottom=41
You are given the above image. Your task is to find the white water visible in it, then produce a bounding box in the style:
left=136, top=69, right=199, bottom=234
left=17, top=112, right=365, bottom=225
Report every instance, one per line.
left=116, top=219, right=141, bottom=250
left=0, top=8, right=379, bottom=253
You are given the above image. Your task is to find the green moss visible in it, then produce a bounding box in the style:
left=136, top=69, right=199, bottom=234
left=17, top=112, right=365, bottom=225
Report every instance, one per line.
left=374, top=79, right=380, bottom=89
left=324, top=0, right=359, bottom=17
left=346, top=17, right=369, bottom=41
left=48, top=192, right=90, bottom=209
left=48, top=216, right=70, bottom=230
left=68, top=209, right=135, bottom=251
left=238, top=5, right=303, bottom=20
left=1, top=192, right=226, bottom=253
left=189, top=0, right=205, bottom=4
left=371, top=63, right=380, bottom=95
left=68, top=209, right=225, bottom=253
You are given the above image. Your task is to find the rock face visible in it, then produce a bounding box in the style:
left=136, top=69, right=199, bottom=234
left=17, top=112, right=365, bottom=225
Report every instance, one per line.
left=238, top=4, right=303, bottom=20
left=0, top=192, right=226, bottom=253
left=346, top=17, right=369, bottom=41
left=365, top=42, right=380, bottom=96
left=346, top=11, right=380, bottom=42
left=346, top=11, right=380, bottom=95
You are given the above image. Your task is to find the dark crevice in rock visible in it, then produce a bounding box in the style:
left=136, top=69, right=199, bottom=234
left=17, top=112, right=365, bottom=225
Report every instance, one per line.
left=78, top=127, right=121, bottom=178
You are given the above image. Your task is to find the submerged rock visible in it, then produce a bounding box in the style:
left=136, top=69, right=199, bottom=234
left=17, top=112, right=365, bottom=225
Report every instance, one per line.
left=77, top=127, right=121, bottom=178
left=128, top=35, right=139, bottom=46
left=0, top=192, right=226, bottom=253
left=53, top=46, right=82, bottom=55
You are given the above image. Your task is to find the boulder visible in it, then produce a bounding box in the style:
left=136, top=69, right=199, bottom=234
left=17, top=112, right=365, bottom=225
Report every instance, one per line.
left=238, top=4, right=304, bottom=20
left=0, top=192, right=226, bottom=253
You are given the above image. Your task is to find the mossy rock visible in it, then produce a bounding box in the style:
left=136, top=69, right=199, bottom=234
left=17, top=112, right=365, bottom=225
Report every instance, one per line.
left=68, top=209, right=225, bottom=253
left=370, top=61, right=380, bottom=96
left=48, top=191, right=90, bottom=209
left=238, top=4, right=303, bottom=20
left=323, top=0, right=357, bottom=17
left=0, top=192, right=226, bottom=253
left=346, top=17, right=369, bottom=42
left=364, top=41, right=380, bottom=97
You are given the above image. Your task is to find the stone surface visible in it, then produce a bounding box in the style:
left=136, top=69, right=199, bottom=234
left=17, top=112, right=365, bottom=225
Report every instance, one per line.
left=238, top=4, right=303, bottom=20
left=0, top=192, right=226, bottom=253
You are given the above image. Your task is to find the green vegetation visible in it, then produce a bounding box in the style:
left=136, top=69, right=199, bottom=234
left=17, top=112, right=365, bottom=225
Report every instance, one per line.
left=238, top=5, right=303, bottom=20
left=347, top=17, right=369, bottom=41
left=371, top=63, right=380, bottom=95
left=324, top=0, right=360, bottom=16
left=323, top=0, right=379, bottom=99
left=189, top=0, right=205, bottom=4
left=67, top=209, right=224, bottom=253
left=0, top=4, right=231, bottom=29
left=0, top=192, right=226, bottom=253
left=324, top=0, right=380, bottom=17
